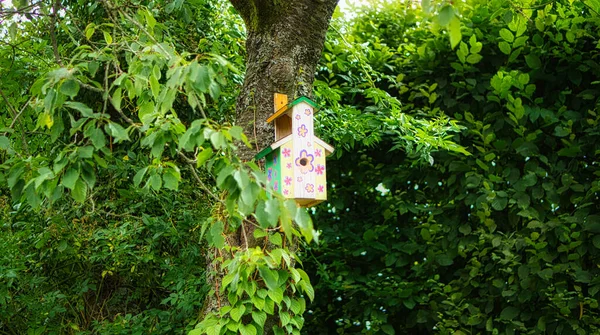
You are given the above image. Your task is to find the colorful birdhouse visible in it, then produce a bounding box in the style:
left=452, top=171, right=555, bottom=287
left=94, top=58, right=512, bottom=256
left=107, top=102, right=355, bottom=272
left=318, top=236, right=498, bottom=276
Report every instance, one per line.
left=256, top=94, right=334, bottom=207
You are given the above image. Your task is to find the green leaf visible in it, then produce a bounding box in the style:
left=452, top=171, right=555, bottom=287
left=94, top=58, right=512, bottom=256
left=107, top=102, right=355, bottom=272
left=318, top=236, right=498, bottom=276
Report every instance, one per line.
left=525, top=54, right=541, bottom=69
left=499, top=28, right=514, bottom=42
left=500, top=306, right=520, bottom=320
left=60, top=79, right=80, bottom=98
left=267, top=286, right=284, bottom=304
left=89, top=128, right=106, bottom=149
left=252, top=311, right=267, bottom=327
left=78, top=146, right=94, bottom=159
left=133, top=167, right=148, bottom=187
left=196, top=148, right=213, bottom=167
left=437, top=5, right=454, bottom=26
left=64, top=101, right=94, bottom=117
left=448, top=17, right=461, bottom=49
left=149, top=173, right=162, bottom=191
left=105, top=122, right=129, bottom=143
left=498, top=41, right=512, bottom=55
left=229, top=126, right=244, bottom=140
left=150, top=74, right=160, bottom=98
left=85, top=23, right=95, bottom=39
left=62, top=167, right=80, bottom=190
left=72, top=179, right=87, bottom=202
left=466, top=54, right=483, bottom=64
left=209, top=221, right=225, bottom=248
left=239, top=324, right=257, bottom=335
left=259, top=265, right=279, bottom=290
left=269, top=233, right=282, bottom=247
left=102, top=30, right=113, bottom=44
left=111, top=88, right=122, bottom=110
left=0, top=136, right=10, bottom=150
left=163, top=171, right=180, bottom=191
left=229, top=304, right=246, bottom=322
left=382, top=325, right=396, bottom=335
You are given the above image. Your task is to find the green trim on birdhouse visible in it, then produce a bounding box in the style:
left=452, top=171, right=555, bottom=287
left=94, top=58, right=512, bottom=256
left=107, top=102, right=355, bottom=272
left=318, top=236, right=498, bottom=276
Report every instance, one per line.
left=289, top=96, right=318, bottom=109
left=255, top=146, right=273, bottom=160
left=266, top=96, right=319, bottom=123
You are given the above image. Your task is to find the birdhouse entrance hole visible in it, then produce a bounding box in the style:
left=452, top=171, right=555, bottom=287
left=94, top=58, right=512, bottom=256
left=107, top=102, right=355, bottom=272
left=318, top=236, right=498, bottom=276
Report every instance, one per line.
left=299, top=158, right=308, bottom=166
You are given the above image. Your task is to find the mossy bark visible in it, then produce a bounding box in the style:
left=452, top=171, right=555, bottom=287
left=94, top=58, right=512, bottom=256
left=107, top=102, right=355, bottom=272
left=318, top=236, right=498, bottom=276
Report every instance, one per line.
left=231, top=0, right=339, bottom=161
left=200, top=0, right=338, bottom=333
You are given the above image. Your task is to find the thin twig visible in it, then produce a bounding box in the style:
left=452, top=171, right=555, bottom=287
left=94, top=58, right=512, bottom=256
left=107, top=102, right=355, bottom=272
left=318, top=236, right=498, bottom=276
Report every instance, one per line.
left=0, top=87, right=29, bottom=153
left=241, top=220, right=249, bottom=250
left=8, top=97, right=31, bottom=130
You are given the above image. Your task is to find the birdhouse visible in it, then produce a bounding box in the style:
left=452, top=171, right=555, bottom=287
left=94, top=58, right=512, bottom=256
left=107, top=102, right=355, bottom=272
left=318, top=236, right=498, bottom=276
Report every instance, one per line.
left=256, top=94, right=334, bottom=207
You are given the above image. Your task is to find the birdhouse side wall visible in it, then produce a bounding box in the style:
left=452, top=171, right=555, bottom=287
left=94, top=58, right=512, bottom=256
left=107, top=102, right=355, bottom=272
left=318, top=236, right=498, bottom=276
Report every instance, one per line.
left=292, top=102, right=316, bottom=199
left=265, top=149, right=282, bottom=195
left=279, top=140, right=294, bottom=198
left=313, top=143, right=327, bottom=200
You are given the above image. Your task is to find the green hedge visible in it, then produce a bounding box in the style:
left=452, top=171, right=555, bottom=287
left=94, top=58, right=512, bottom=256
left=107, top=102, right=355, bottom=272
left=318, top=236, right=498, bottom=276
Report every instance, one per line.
left=307, top=1, right=600, bottom=334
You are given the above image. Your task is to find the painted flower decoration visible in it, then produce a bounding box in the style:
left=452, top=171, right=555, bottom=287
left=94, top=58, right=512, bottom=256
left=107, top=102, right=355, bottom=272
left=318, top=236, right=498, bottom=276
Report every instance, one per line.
left=282, top=148, right=291, bottom=157
left=318, top=185, right=324, bottom=193
left=295, top=149, right=314, bottom=174
left=297, top=177, right=303, bottom=183
left=284, top=189, right=289, bottom=195
left=273, top=153, right=278, bottom=164
left=295, top=114, right=301, bottom=120
left=305, top=184, right=314, bottom=193
left=274, top=181, right=279, bottom=191
left=297, top=124, right=308, bottom=137
left=304, top=108, right=312, bottom=116
left=285, top=176, right=292, bottom=186
left=286, top=163, right=292, bottom=169
left=315, top=149, right=322, bottom=157
left=315, top=164, right=325, bottom=175
left=267, top=168, right=273, bottom=181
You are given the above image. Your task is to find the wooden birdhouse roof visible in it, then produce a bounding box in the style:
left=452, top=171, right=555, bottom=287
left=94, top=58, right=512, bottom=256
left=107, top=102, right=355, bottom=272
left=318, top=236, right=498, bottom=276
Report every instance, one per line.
left=266, top=96, right=319, bottom=123
left=255, top=134, right=334, bottom=160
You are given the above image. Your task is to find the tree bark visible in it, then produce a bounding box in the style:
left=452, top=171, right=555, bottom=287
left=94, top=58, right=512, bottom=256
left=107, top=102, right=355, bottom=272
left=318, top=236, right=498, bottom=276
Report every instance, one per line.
left=200, top=0, right=338, bottom=333
left=231, top=0, right=339, bottom=160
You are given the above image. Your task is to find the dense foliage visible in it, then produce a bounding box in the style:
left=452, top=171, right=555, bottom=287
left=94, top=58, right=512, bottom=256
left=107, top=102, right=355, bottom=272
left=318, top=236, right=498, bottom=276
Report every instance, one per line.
left=306, top=0, right=600, bottom=334
left=2, top=0, right=600, bottom=334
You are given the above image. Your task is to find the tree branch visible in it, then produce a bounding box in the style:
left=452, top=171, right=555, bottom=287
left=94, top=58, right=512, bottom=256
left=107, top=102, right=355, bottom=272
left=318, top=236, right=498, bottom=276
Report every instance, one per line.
left=49, top=0, right=62, bottom=65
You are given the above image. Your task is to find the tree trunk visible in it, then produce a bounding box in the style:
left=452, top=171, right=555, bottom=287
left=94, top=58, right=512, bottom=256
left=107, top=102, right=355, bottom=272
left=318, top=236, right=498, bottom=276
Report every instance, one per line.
left=232, top=0, right=339, bottom=161
left=200, top=0, right=338, bottom=332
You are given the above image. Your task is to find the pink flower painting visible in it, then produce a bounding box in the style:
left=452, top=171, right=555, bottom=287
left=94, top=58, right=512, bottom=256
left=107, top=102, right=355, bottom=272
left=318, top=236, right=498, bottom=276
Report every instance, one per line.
left=315, top=164, right=325, bottom=175
left=315, top=149, right=322, bottom=157
left=282, top=148, right=291, bottom=157
left=285, top=176, right=292, bottom=186
left=318, top=185, right=324, bottom=193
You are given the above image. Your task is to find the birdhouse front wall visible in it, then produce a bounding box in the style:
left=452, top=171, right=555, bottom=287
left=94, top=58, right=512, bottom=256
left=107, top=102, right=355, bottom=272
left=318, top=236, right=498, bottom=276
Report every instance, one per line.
left=292, top=102, right=316, bottom=199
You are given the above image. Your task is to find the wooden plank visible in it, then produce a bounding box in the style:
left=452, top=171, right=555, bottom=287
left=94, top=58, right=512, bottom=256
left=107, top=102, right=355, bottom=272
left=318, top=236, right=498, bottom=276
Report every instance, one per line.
left=274, top=93, right=288, bottom=113
left=292, top=102, right=315, bottom=200
left=275, top=114, right=292, bottom=140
